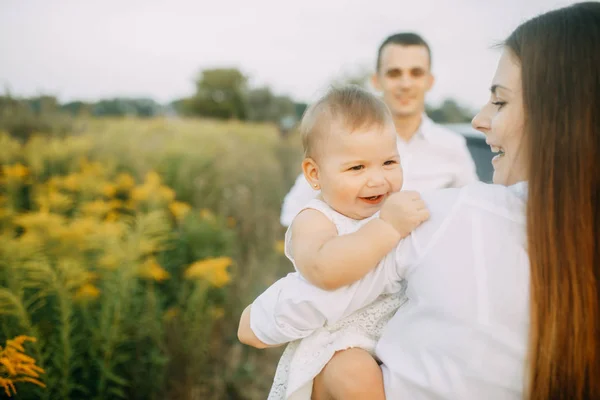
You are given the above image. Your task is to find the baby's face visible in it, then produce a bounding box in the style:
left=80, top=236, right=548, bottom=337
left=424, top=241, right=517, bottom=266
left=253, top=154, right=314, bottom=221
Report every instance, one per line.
left=317, top=123, right=403, bottom=219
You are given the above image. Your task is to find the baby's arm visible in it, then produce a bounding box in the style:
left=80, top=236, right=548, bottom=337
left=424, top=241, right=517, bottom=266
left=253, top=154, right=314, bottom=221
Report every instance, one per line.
left=292, top=208, right=400, bottom=290
left=295, top=191, right=428, bottom=290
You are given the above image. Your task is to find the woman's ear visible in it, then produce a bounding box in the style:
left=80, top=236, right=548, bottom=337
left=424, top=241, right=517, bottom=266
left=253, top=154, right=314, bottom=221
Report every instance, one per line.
left=302, top=158, right=321, bottom=190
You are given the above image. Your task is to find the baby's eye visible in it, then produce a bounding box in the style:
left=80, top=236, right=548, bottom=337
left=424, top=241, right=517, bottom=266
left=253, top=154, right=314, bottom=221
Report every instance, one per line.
left=349, top=165, right=364, bottom=171
left=383, top=160, right=397, bottom=166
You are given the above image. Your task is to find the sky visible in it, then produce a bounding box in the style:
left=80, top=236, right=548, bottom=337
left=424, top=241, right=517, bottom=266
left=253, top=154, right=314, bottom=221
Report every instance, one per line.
left=0, top=0, right=581, bottom=110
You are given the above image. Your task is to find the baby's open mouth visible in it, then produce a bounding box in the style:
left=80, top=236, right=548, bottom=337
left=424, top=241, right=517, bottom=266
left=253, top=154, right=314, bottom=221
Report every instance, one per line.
left=360, top=195, right=384, bottom=204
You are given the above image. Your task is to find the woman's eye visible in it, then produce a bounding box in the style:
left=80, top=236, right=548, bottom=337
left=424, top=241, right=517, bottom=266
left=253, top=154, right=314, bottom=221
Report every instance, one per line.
left=491, top=101, right=507, bottom=110
left=349, top=165, right=364, bottom=171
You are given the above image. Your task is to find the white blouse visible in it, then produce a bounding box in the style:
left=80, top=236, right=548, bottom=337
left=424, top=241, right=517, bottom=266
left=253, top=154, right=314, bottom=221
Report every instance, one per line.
left=251, top=181, right=530, bottom=399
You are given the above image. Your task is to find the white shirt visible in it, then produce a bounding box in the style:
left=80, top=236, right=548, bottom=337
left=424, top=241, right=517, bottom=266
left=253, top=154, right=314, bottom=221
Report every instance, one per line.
left=280, top=115, right=479, bottom=226
left=252, top=181, right=529, bottom=399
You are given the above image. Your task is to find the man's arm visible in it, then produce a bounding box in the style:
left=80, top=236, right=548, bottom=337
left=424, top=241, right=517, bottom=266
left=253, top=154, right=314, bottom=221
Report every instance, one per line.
left=280, top=174, right=319, bottom=227
left=292, top=209, right=401, bottom=291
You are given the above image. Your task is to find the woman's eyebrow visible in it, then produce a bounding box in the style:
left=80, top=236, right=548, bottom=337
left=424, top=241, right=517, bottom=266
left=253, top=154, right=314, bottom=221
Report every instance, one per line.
left=490, top=84, right=511, bottom=95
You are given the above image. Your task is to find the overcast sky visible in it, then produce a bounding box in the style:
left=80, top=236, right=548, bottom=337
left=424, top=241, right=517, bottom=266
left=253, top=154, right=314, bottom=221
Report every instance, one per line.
left=0, top=0, right=580, bottom=110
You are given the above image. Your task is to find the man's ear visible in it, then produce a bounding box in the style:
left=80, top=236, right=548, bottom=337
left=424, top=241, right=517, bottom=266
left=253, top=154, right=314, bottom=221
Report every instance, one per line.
left=302, top=158, right=321, bottom=190
left=425, top=73, right=435, bottom=93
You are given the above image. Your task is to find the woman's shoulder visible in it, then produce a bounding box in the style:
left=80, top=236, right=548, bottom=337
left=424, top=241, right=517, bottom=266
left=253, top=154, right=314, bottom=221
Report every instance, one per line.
left=421, top=182, right=527, bottom=223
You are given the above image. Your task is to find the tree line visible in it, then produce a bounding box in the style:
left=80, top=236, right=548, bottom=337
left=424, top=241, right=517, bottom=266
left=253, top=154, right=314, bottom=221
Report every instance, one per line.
left=1, top=67, right=475, bottom=140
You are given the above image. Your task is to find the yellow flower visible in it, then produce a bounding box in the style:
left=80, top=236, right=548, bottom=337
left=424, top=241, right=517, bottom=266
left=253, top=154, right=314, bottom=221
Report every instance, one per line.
left=98, top=253, right=121, bottom=270
left=145, top=171, right=162, bottom=187
left=169, top=201, right=191, bottom=221
left=209, top=307, right=225, bottom=320
left=199, top=208, right=216, bottom=223
left=158, top=186, right=176, bottom=203
left=14, top=211, right=66, bottom=233
left=62, top=174, right=80, bottom=191
left=163, top=307, right=179, bottom=322
left=0, top=335, right=46, bottom=397
left=74, top=284, right=100, bottom=302
left=137, top=257, right=170, bottom=282
left=184, top=256, right=232, bottom=287
left=102, top=183, right=117, bottom=198
left=80, top=200, right=112, bottom=217
left=2, top=163, right=29, bottom=180
left=274, top=240, right=285, bottom=255
left=130, top=185, right=152, bottom=203
left=105, top=211, right=120, bottom=222
left=114, top=173, right=135, bottom=191
left=35, top=190, right=73, bottom=213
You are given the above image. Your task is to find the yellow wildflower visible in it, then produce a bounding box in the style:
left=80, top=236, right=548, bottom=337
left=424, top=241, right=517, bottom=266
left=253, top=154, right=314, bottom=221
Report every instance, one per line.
left=158, top=186, right=176, bottom=203
left=145, top=171, right=162, bottom=186
left=169, top=201, right=191, bottom=222
left=2, top=163, right=29, bottom=180
left=209, top=307, right=225, bottom=320
left=184, top=256, right=232, bottom=287
left=226, top=216, right=236, bottom=228
left=62, top=174, right=80, bottom=191
left=80, top=200, right=112, bottom=218
left=274, top=240, right=285, bottom=255
left=130, top=185, right=152, bottom=203
left=108, top=199, right=125, bottom=209
left=0, top=335, right=45, bottom=397
left=102, top=183, right=117, bottom=198
left=163, top=307, right=179, bottom=322
left=74, top=284, right=100, bottom=302
left=35, top=190, right=73, bottom=213
left=137, top=257, right=170, bottom=282
left=14, top=211, right=66, bottom=233
left=114, top=173, right=135, bottom=191
left=105, top=211, right=120, bottom=222
left=199, top=208, right=216, bottom=223
left=98, top=253, right=121, bottom=270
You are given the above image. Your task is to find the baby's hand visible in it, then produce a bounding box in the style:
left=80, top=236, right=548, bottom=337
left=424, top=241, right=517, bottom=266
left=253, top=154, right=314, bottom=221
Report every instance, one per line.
left=380, top=191, right=430, bottom=238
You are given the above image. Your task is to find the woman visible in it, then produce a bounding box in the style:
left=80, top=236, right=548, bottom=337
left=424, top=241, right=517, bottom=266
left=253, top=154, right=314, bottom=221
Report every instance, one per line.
left=239, top=2, right=599, bottom=398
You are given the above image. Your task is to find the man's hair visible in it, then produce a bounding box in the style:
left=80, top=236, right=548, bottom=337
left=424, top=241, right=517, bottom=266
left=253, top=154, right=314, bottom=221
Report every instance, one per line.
left=300, top=85, right=393, bottom=159
left=376, top=32, right=432, bottom=71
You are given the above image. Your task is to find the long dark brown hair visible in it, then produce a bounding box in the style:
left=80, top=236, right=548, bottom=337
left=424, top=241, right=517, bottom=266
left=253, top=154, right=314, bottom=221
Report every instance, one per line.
left=505, top=2, right=600, bottom=398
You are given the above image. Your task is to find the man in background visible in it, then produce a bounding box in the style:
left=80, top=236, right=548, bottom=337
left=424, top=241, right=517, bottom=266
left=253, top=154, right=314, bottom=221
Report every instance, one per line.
left=280, top=33, right=478, bottom=226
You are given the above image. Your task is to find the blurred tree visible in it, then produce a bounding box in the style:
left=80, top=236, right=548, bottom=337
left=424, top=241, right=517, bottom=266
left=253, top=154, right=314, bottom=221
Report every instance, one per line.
left=92, top=98, right=163, bottom=117
left=188, top=68, right=248, bottom=120
left=246, top=87, right=295, bottom=123
left=426, top=98, right=474, bottom=123
left=62, top=101, right=93, bottom=116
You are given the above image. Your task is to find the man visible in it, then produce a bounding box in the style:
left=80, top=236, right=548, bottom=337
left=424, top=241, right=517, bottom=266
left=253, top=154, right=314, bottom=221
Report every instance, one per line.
left=280, top=33, right=478, bottom=226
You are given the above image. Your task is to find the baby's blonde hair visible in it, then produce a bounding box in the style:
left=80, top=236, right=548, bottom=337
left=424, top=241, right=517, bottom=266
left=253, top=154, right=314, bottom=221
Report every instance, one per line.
left=300, top=85, right=394, bottom=159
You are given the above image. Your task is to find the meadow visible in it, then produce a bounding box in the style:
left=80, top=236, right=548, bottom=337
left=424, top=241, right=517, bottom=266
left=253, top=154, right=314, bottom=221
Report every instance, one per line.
left=0, top=117, right=303, bottom=399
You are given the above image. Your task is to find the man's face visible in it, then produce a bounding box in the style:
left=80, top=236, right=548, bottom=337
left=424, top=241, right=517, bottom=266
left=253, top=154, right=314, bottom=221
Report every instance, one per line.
left=372, top=44, right=434, bottom=119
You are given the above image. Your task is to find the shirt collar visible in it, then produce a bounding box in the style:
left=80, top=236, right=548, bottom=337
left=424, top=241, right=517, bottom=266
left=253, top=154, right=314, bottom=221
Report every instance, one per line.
left=414, top=113, right=434, bottom=142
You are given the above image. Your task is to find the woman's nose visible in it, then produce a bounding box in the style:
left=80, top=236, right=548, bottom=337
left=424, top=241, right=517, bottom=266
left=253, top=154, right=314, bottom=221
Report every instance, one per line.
left=472, top=107, right=491, bottom=135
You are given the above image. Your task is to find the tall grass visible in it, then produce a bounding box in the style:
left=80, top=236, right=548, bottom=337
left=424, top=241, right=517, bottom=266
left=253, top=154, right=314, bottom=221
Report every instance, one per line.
left=0, top=117, right=303, bottom=399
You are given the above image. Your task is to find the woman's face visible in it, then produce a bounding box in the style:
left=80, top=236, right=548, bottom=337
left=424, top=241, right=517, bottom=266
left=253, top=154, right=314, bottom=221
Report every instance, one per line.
left=472, top=49, right=528, bottom=186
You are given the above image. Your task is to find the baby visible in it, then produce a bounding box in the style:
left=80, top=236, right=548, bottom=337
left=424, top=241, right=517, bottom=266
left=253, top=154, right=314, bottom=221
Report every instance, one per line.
left=238, top=85, right=429, bottom=400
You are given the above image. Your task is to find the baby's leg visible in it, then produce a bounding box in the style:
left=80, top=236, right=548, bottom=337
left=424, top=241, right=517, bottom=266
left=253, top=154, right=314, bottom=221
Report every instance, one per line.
left=312, top=348, right=386, bottom=400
